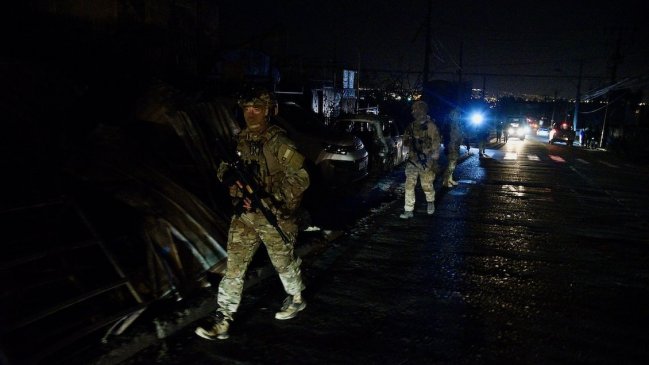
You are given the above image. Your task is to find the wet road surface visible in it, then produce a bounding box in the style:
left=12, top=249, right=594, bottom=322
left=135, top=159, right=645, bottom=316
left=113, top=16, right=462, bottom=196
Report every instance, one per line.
left=114, top=138, right=649, bottom=364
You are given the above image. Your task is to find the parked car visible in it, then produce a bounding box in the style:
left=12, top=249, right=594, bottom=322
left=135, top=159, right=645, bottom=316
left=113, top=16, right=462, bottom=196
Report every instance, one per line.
left=549, top=121, right=576, bottom=146
left=333, top=114, right=407, bottom=173
left=274, top=102, right=369, bottom=185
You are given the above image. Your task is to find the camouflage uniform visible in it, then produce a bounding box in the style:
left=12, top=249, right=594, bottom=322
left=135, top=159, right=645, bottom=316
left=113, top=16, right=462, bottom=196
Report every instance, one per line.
left=215, top=124, right=309, bottom=320
left=443, top=108, right=462, bottom=187
left=476, top=119, right=491, bottom=157
left=402, top=101, right=442, bottom=216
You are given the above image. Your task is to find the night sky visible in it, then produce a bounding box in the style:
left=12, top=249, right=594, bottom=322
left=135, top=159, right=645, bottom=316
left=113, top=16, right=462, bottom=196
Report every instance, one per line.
left=219, top=0, right=649, bottom=99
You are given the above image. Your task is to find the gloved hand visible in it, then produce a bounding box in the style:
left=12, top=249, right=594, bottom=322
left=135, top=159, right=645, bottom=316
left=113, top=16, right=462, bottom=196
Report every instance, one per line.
left=241, top=197, right=255, bottom=212
left=233, top=194, right=258, bottom=214
left=417, top=153, right=428, bottom=169
left=228, top=180, right=244, bottom=198
left=221, top=168, right=238, bottom=187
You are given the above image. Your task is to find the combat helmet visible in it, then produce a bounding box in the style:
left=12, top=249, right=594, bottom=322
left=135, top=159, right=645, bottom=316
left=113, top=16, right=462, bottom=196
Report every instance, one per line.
left=237, top=86, right=278, bottom=116
left=412, top=100, right=429, bottom=114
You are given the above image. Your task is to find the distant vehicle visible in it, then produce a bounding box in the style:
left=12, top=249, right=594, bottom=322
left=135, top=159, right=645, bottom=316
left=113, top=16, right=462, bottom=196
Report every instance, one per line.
left=539, top=117, right=549, bottom=129
left=536, top=127, right=550, bottom=137
left=548, top=121, right=576, bottom=146
left=505, top=116, right=529, bottom=141
left=333, top=114, right=407, bottom=173
left=275, top=102, right=369, bottom=185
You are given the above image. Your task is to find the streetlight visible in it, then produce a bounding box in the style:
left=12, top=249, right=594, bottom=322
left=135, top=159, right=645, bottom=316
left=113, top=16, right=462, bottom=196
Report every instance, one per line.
left=469, top=111, right=485, bottom=125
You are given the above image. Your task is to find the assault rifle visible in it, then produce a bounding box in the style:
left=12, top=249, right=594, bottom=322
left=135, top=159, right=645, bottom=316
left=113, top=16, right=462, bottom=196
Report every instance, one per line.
left=215, top=138, right=291, bottom=244
left=407, top=124, right=429, bottom=169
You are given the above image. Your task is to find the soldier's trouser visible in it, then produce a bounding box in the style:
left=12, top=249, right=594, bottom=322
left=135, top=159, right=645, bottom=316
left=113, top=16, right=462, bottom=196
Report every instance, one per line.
left=404, top=163, right=436, bottom=212
left=443, top=159, right=457, bottom=182
left=217, top=212, right=304, bottom=319
left=479, top=138, right=487, bottom=154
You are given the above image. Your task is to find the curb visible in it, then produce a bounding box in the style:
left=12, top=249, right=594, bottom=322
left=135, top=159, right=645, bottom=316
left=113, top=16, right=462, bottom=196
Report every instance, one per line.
left=90, top=231, right=337, bottom=365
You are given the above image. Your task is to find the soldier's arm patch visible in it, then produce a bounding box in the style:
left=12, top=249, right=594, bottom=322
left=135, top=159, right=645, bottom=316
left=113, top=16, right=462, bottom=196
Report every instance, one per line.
left=278, top=144, right=305, bottom=171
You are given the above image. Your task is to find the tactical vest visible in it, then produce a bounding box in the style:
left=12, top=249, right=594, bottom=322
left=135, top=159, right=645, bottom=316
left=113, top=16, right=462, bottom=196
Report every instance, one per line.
left=237, top=125, right=304, bottom=191
left=407, top=119, right=440, bottom=161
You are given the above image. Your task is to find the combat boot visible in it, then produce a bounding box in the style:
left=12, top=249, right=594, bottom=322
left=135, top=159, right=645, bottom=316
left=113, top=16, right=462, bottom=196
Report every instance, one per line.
left=399, top=210, right=414, bottom=219
left=427, top=202, right=435, bottom=215
left=275, top=295, right=306, bottom=320
left=195, top=311, right=230, bottom=340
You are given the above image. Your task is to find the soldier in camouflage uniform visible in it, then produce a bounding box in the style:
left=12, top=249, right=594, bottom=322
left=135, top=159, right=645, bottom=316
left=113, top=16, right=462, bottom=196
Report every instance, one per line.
left=400, top=100, right=442, bottom=219
left=195, top=87, right=310, bottom=340
left=442, top=107, right=462, bottom=188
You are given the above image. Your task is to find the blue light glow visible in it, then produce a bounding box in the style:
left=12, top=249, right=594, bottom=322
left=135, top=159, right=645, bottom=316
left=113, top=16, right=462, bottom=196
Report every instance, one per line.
left=470, top=112, right=484, bottom=125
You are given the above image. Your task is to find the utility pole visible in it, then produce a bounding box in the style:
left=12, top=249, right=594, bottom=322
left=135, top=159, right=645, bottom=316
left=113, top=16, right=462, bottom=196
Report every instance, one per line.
left=456, top=40, right=463, bottom=105
left=457, top=40, right=463, bottom=84
left=356, top=48, right=361, bottom=114
left=551, top=90, right=558, bottom=125
left=600, top=97, right=609, bottom=148
left=607, top=32, right=623, bottom=84
left=600, top=33, right=623, bottom=148
left=572, top=60, right=583, bottom=131
left=482, top=75, right=486, bottom=99
left=422, top=0, right=432, bottom=83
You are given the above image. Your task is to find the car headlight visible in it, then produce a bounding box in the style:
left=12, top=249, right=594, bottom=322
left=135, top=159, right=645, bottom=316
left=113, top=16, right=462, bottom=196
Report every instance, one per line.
left=470, top=112, right=484, bottom=125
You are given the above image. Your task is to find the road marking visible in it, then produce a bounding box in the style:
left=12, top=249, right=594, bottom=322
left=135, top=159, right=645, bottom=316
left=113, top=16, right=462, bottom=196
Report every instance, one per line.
left=502, top=184, right=525, bottom=197
left=549, top=155, right=565, bottom=163
left=576, top=158, right=589, bottom=164
left=599, top=161, right=619, bottom=168
left=527, top=154, right=540, bottom=161
left=504, top=152, right=518, bottom=160
left=448, top=187, right=469, bottom=196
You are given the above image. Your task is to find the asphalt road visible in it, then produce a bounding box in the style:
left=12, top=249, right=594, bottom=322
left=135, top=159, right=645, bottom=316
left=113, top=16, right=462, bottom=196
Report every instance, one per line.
left=115, top=135, right=649, bottom=364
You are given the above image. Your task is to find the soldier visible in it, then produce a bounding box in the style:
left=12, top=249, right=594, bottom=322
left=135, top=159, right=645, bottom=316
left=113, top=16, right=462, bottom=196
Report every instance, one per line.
left=399, top=100, right=442, bottom=219
left=495, top=121, right=503, bottom=143
left=442, top=107, right=462, bottom=188
left=476, top=117, right=491, bottom=158
left=195, top=87, right=310, bottom=340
